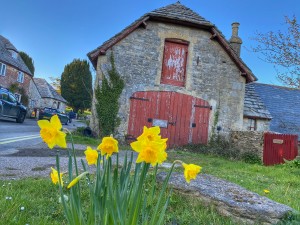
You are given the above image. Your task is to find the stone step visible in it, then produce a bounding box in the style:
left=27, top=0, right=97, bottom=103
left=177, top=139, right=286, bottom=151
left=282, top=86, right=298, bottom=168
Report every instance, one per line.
left=157, top=172, right=295, bottom=225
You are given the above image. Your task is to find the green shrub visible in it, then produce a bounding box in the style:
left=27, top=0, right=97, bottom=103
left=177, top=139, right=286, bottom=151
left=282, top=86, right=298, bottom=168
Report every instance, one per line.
left=283, top=159, right=300, bottom=169
left=241, top=151, right=261, bottom=164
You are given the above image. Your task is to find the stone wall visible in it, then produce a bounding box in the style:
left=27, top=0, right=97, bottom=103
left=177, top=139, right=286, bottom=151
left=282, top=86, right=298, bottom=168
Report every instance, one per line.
left=243, top=118, right=270, bottom=131
left=230, top=131, right=264, bottom=160
left=91, top=21, right=247, bottom=139
left=28, top=79, right=41, bottom=110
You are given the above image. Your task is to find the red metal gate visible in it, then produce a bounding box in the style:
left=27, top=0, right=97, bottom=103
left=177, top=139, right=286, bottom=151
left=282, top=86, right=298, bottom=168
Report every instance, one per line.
left=127, top=91, right=210, bottom=147
left=263, top=132, right=298, bottom=166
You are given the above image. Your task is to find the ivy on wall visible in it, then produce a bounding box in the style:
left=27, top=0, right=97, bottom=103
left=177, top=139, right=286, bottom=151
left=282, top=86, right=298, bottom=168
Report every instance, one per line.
left=8, top=83, right=29, bottom=106
left=95, top=53, right=124, bottom=137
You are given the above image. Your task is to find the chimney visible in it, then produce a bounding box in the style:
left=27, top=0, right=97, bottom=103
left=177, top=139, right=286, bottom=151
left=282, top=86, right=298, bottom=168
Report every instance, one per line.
left=229, top=22, right=242, bottom=56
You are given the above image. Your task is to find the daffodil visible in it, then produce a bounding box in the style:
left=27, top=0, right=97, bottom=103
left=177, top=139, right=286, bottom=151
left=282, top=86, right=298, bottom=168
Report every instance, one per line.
left=38, top=115, right=67, bottom=149
left=264, top=189, right=270, bottom=194
left=50, top=167, right=64, bottom=186
left=84, top=146, right=98, bottom=165
left=67, top=172, right=89, bottom=189
left=137, top=126, right=162, bottom=142
left=97, top=136, right=119, bottom=157
left=182, top=163, right=202, bottom=183
left=131, top=139, right=167, bottom=166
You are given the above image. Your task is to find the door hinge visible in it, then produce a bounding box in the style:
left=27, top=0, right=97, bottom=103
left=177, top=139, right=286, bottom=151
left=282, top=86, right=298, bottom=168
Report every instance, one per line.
left=130, top=96, right=149, bottom=101
left=194, top=105, right=212, bottom=110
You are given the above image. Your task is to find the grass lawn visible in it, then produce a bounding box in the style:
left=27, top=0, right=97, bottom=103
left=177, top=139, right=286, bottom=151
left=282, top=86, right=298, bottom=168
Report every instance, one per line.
left=1, top=131, right=299, bottom=224
left=167, top=150, right=300, bottom=212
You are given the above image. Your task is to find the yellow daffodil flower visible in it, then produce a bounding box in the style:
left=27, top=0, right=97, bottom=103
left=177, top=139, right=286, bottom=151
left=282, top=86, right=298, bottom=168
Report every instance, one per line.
left=131, top=139, right=167, bottom=166
left=182, top=163, right=202, bottom=183
left=38, top=115, right=67, bottom=149
left=264, top=189, right=270, bottom=194
left=137, top=126, right=162, bottom=142
left=67, top=172, right=89, bottom=189
left=50, top=167, right=64, bottom=186
left=97, top=136, right=119, bottom=157
left=84, top=146, right=98, bottom=165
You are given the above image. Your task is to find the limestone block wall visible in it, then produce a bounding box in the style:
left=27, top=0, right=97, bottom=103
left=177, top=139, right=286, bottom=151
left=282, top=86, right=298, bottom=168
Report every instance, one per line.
left=230, top=131, right=264, bottom=160
left=243, top=118, right=270, bottom=131
left=90, top=21, right=246, bottom=139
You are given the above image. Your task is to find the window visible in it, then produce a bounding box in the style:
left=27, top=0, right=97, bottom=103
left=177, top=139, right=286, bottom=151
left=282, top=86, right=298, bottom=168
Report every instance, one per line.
left=17, top=71, right=24, bottom=83
left=248, top=118, right=257, bottom=131
left=8, top=94, right=17, bottom=103
left=14, top=93, right=22, bottom=102
left=161, top=39, right=189, bottom=87
left=9, top=50, right=18, bottom=59
left=0, top=93, right=8, bottom=100
left=0, top=62, right=6, bottom=76
left=29, top=99, right=35, bottom=108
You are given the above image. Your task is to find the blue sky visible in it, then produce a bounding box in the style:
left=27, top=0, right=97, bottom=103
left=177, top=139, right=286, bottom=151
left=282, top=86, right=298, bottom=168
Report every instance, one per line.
left=0, top=0, right=299, bottom=85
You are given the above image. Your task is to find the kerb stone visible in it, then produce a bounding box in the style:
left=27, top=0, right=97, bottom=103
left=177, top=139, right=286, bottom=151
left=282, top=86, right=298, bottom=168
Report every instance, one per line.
left=157, top=172, right=295, bottom=225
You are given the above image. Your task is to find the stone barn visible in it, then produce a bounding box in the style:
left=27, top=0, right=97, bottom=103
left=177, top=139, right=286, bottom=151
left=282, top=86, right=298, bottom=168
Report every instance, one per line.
left=88, top=2, right=257, bottom=147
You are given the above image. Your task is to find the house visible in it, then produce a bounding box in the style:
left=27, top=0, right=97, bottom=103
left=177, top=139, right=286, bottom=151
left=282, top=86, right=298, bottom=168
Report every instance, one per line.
left=0, top=35, right=33, bottom=104
left=33, top=78, right=67, bottom=111
left=245, top=83, right=300, bottom=140
left=243, top=83, right=272, bottom=131
left=87, top=2, right=257, bottom=146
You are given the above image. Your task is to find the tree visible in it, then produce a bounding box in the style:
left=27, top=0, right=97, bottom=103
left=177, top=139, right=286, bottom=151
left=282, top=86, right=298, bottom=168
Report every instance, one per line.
left=252, top=16, right=300, bottom=88
left=61, top=59, right=93, bottom=112
left=19, top=51, right=35, bottom=76
left=49, top=76, right=61, bottom=94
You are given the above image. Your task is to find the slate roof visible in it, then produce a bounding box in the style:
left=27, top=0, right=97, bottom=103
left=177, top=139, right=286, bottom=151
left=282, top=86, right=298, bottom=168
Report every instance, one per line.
left=0, top=35, right=33, bottom=76
left=34, top=78, right=67, bottom=103
left=249, top=83, right=300, bottom=140
left=244, top=83, right=272, bottom=119
left=148, top=2, right=214, bottom=27
left=87, top=2, right=256, bottom=82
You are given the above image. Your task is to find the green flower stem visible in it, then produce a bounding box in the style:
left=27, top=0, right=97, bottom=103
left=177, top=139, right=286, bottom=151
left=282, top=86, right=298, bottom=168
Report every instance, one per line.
left=65, top=128, right=79, bottom=177
left=55, top=154, right=73, bottom=224
left=150, top=162, right=176, bottom=225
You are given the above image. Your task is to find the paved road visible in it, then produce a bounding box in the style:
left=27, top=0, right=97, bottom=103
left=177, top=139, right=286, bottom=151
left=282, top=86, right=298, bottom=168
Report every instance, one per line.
left=0, top=117, right=86, bottom=153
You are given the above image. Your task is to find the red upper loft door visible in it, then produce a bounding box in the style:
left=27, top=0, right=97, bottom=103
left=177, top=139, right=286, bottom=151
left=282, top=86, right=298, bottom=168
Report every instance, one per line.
left=161, top=40, right=188, bottom=87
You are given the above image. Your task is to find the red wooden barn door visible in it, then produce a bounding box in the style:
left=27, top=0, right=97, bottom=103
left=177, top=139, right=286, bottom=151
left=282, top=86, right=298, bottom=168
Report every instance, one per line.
left=128, top=91, right=210, bottom=147
left=161, top=40, right=188, bottom=87
left=263, top=132, right=298, bottom=166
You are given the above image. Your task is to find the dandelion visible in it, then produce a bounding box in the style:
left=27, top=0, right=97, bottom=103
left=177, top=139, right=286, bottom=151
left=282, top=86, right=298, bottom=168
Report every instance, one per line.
left=182, top=163, right=202, bottom=183
left=38, top=115, right=67, bottom=149
left=84, top=146, right=98, bottom=165
left=264, top=189, right=270, bottom=194
left=97, top=136, right=118, bottom=158
left=50, top=167, right=64, bottom=187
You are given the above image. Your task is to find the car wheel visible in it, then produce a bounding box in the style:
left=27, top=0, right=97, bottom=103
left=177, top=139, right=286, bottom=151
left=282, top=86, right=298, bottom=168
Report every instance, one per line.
left=16, top=111, right=26, bottom=123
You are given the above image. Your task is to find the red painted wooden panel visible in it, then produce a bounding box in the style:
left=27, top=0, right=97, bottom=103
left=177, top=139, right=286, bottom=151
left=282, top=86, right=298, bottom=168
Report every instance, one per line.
left=128, top=91, right=210, bottom=147
left=161, top=41, right=188, bottom=87
left=263, top=132, right=298, bottom=166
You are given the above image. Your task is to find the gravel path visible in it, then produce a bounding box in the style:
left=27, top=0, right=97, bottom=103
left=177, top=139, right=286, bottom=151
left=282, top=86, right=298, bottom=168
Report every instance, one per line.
left=0, top=142, right=139, bottom=180
left=0, top=139, right=179, bottom=180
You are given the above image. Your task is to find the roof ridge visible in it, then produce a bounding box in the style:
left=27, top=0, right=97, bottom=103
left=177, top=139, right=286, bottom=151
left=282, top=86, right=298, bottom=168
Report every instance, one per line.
left=251, top=82, right=300, bottom=91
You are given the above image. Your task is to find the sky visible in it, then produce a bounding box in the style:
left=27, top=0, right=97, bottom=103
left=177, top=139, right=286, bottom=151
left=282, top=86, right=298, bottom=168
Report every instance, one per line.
left=0, top=0, right=299, bottom=85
